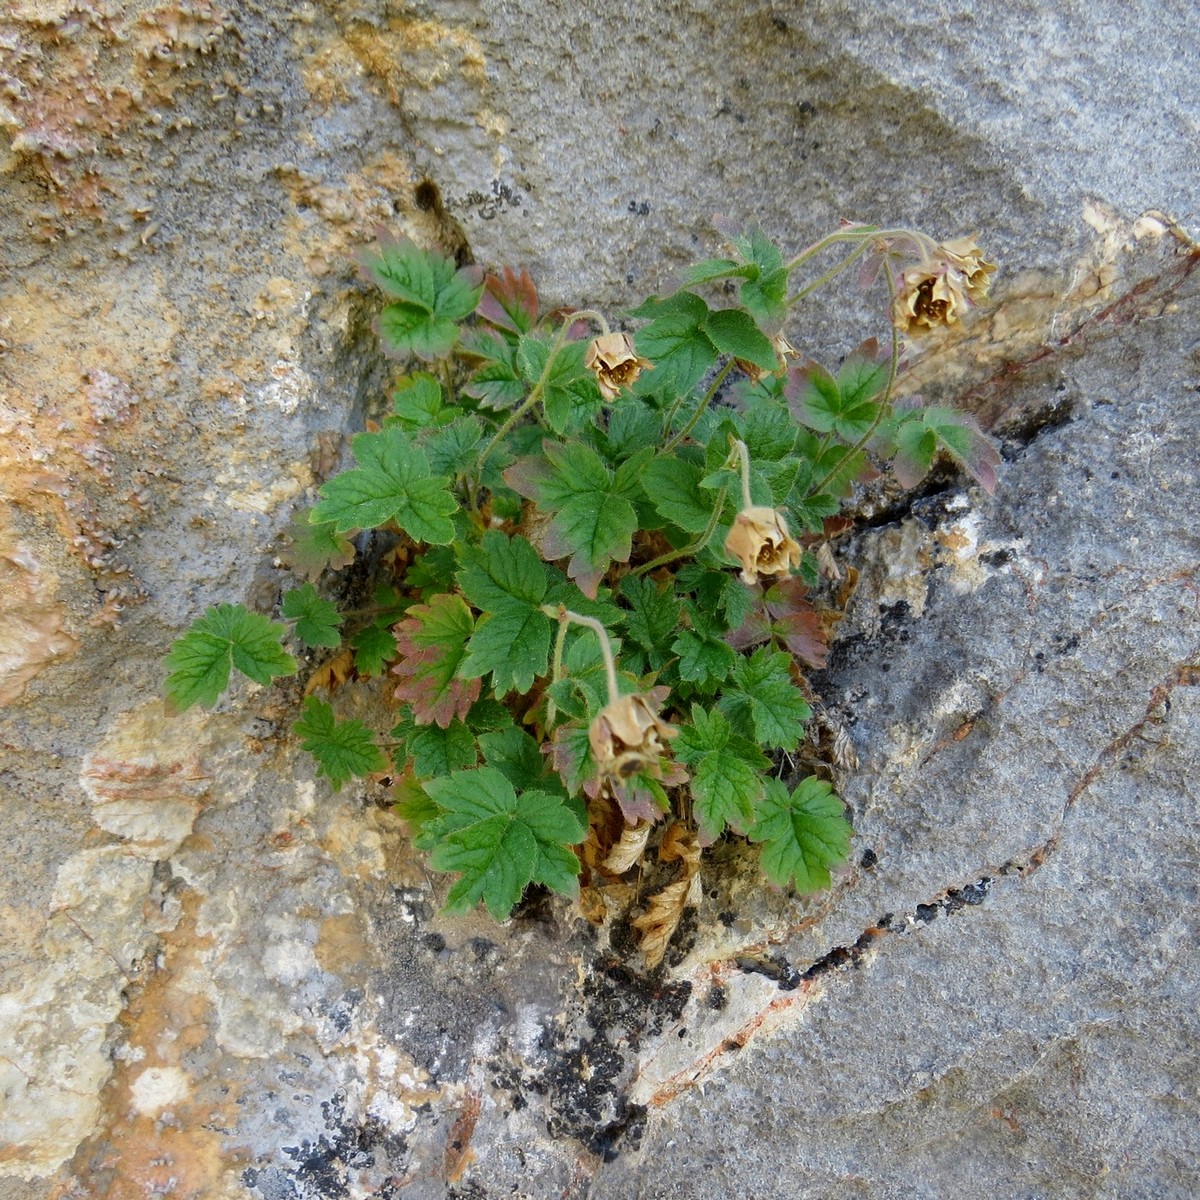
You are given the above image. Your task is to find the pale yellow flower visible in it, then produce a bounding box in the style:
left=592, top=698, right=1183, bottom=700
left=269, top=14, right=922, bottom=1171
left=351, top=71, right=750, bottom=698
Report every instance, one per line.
left=724, top=506, right=803, bottom=585
left=941, top=235, right=997, bottom=304
left=589, top=692, right=678, bottom=780
left=584, top=332, right=653, bottom=401
left=892, top=237, right=995, bottom=337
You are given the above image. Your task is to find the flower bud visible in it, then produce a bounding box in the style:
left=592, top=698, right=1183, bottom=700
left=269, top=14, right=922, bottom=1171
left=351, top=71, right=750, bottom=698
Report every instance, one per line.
left=589, top=692, right=678, bottom=780
left=724, top=505, right=803, bottom=585
left=584, top=332, right=653, bottom=401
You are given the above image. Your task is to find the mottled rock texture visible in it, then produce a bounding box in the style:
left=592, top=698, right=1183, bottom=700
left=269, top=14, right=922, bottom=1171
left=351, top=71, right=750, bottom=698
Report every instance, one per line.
left=1, top=1, right=1197, bottom=1198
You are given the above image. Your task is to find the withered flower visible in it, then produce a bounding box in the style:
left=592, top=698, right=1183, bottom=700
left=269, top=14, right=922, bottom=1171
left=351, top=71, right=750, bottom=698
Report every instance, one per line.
left=941, top=235, right=996, bottom=304
left=724, top=505, right=803, bottom=585
left=589, top=692, right=678, bottom=781
left=892, top=237, right=995, bottom=337
left=736, top=330, right=799, bottom=383
left=584, top=332, right=652, bottom=401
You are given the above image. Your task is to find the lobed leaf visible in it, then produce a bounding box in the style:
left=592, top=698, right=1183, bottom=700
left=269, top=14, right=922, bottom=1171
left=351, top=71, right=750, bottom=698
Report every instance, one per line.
left=392, top=593, right=481, bottom=727
left=165, top=603, right=296, bottom=710
left=749, top=777, right=852, bottom=892
left=281, top=583, right=342, bottom=649
left=419, top=767, right=585, bottom=918
left=294, top=696, right=387, bottom=791
left=311, top=425, right=457, bottom=543
left=674, top=705, right=768, bottom=841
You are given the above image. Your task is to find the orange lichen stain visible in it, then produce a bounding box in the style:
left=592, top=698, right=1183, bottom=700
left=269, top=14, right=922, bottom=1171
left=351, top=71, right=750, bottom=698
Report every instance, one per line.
left=0, top=269, right=180, bottom=608
left=442, top=1090, right=481, bottom=1183
left=49, top=892, right=244, bottom=1200
left=314, top=912, right=372, bottom=983
left=342, top=17, right=488, bottom=106
left=2, top=2, right=232, bottom=219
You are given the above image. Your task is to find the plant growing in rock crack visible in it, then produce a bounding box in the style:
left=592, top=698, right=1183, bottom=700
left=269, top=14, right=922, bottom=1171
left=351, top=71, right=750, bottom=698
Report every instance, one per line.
left=165, top=222, right=999, bottom=965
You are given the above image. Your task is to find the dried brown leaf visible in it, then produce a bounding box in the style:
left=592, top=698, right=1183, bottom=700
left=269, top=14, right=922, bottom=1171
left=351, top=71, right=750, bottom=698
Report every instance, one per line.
left=602, top=821, right=653, bottom=875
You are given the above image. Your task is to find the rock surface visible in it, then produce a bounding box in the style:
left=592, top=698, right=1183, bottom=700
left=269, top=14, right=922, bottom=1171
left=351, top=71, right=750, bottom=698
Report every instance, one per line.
left=1, top=1, right=1197, bottom=1198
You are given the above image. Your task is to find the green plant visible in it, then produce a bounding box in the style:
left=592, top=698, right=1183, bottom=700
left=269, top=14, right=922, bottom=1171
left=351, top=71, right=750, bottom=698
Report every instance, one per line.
left=165, top=222, right=998, bottom=964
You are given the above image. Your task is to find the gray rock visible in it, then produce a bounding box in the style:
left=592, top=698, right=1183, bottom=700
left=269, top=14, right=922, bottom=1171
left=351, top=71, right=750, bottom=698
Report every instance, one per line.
left=1, top=0, right=1197, bottom=1196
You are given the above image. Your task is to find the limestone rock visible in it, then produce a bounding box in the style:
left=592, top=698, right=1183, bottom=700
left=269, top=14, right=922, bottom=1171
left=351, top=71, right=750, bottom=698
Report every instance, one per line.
left=1, top=0, right=1197, bottom=1197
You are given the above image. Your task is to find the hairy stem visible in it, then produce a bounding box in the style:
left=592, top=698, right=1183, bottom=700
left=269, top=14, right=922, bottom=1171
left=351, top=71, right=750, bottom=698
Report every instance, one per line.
left=732, top=437, right=754, bottom=509
left=805, top=261, right=902, bottom=499
left=551, top=608, right=620, bottom=706
left=663, top=358, right=737, bottom=453
left=475, top=308, right=611, bottom=476
left=631, top=484, right=728, bottom=577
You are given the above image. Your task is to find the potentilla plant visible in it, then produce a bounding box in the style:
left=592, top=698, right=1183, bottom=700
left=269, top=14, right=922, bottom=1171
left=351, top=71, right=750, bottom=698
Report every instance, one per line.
left=165, top=222, right=998, bottom=965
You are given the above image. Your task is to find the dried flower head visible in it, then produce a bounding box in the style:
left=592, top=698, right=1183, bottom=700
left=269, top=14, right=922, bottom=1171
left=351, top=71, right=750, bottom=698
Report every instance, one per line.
left=724, top=505, right=803, bottom=585
left=589, top=692, right=678, bottom=780
left=584, top=332, right=652, bottom=401
left=737, top=330, right=799, bottom=383
left=940, top=235, right=996, bottom=304
left=892, top=237, right=995, bottom=337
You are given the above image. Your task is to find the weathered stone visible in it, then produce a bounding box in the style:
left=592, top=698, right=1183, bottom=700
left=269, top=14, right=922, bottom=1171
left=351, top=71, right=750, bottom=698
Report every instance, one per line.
left=1, top=0, right=1197, bottom=1196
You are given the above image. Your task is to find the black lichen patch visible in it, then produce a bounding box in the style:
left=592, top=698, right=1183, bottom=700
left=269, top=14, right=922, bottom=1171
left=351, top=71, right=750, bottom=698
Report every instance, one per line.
left=536, top=956, right=690, bottom=1161
left=242, top=1090, right=409, bottom=1200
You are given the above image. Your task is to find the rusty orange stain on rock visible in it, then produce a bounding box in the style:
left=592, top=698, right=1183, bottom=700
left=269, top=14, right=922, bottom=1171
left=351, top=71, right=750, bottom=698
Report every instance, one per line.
left=49, top=892, right=244, bottom=1200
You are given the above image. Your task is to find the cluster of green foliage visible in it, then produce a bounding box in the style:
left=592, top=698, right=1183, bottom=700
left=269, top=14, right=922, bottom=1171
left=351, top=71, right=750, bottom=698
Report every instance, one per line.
left=165, top=223, right=997, bottom=942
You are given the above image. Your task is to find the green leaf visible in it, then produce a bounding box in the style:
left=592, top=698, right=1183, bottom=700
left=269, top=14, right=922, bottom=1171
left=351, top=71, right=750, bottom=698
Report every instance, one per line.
left=461, top=606, right=554, bottom=696
left=165, top=604, right=296, bottom=710
left=529, top=441, right=640, bottom=596
left=362, top=234, right=482, bottom=361
left=294, top=697, right=387, bottom=791
left=461, top=329, right=526, bottom=410
left=674, top=705, right=767, bottom=840
left=399, top=715, right=479, bottom=777
left=633, top=292, right=717, bottom=395
left=458, top=532, right=553, bottom=694
left=516, top=335, right=603, bottom=435
left=599, top=405, right=662, bottom=462
left=281, top=583, right=342, bottom=649
left=419, top=767, right=585, bottom=918
left=390, top=373, right=449, bottom=430
left=788, top=346, right=885, bottom=442
left=733, top=225, right=785, bottom=275
left=424, top=415, right=484, bottom=479
left=837, top=340, right=890, bottom=409
left=392, top=593, right=481, bottom=727
left=704, top=308, right=777, bottom=372
left=458, top=530, right=549, bottom=610
left=405, top=545, right=458, bottom=598
left=311, top=426, right=457, bottom=542
left=749, top=777, right=852, bottom=892
left=377, top=303, right=459, bottom=362
left=672, top=629, right=736, bottom=691
left=350, top=622, right=398, bottom=677
left=920, top=406, right=1000, bottom=493
left=718, top=647, right=812, bottom=750
left=680, top=257, right=757, bottom=286
left=478, top=725, right=558, bottom=792
left=739, top=395, right=798, bottom=461
left=741, top=267, right=789, bottom=328
left=283, top=510, right=356, bottom=581
left=643, top=455, right=718, bottom=534
left=618, top=575, right=681, bottom=673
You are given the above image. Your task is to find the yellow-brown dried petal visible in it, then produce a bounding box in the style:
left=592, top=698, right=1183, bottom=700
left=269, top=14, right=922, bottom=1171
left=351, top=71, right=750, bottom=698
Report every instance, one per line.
left=584, top=331, right=653, bottom=401
left=724, top=505, right=803, bottom=585
left=588, top=692, right=678, bottom=778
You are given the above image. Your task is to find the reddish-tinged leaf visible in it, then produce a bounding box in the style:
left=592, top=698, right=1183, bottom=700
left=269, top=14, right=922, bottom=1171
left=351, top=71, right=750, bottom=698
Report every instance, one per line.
left=392, top=594, right=481, bottom=728
left=477, top=267, right=539, bottom=334
left=502, top=455, right=553, bottom=501
left=764, top=578, right=830, bottom=669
